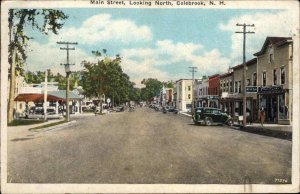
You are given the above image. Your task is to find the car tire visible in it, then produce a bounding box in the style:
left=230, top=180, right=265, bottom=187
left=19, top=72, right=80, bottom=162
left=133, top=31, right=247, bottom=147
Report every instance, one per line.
left=227, top=119, right=233, bottom=126
left=205, top=117, right=212, bottom=126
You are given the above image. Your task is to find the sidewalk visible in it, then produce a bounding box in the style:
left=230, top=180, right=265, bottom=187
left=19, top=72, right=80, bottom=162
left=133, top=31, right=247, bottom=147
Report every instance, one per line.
left=179, top=112, right=292, bottom=140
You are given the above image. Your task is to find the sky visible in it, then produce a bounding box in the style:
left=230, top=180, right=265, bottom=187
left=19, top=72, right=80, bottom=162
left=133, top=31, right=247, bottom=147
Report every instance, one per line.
left=22, top=8, right=298, bottom=87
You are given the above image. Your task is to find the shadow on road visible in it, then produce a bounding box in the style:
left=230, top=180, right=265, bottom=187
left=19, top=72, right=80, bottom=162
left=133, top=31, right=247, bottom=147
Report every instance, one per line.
left=230, top=126, right=292, bottom=141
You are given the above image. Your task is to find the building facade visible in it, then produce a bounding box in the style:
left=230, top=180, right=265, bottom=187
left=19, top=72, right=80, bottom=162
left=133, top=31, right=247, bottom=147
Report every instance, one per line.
left=254, top=37, right=293, bottom=124
left=175, top=79, right=193, bottom=111
left=219, top=70, right=234, bottom=117
left=208, top=74, right=220, bottom=108
left=196, top=78, right=209, bottom=108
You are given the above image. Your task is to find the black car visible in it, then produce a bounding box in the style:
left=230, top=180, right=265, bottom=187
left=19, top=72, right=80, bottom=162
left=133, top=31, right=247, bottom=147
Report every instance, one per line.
left=193, top=107, right=232, bottom=126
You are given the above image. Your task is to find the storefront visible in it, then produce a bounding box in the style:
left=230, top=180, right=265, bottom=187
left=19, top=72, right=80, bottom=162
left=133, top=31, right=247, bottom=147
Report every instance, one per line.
left=207, top=95, right=219, bottom=108
left=220, top=92, right=257, bottom=122
left=195, top=97, right=208, bottom=108
left=258, top=85, right=290, bottom=124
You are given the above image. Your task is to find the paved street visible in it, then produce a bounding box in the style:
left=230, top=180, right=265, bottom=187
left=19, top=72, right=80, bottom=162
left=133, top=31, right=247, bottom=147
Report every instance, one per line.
left=8, top=107, right=291, bottom=184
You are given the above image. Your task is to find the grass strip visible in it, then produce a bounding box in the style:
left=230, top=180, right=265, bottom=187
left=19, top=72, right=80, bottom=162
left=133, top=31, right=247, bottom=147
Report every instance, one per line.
left=8, top=119, right=46, bottom=126
left=30, top=120, right=68, bottom=131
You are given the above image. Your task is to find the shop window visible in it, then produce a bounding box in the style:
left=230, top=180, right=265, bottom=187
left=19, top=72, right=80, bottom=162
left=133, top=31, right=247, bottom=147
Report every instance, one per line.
left=280, top=67, right=285, bottom=85
left=279, top=94, right=288, bottom=119
left=253, top=72, right=257, bottom=86
left=262, top=72, right=267, bottom=86
left=273, top=69, right=277, bottom=85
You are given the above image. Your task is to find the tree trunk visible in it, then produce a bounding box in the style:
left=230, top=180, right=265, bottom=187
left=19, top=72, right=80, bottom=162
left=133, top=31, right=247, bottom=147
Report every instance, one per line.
left=8, top=47, right=17, bottom=123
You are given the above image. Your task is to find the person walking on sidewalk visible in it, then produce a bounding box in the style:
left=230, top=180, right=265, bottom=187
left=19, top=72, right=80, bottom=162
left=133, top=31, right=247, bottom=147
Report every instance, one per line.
left=259, top=107, right=265, bottom=126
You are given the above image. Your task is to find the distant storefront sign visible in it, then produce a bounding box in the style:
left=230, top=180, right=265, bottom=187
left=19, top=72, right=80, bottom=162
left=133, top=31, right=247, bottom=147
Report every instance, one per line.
left=258, top=85, right=283, bottom=94
left=207, top=95, right=219, bottom=100
left=246, top=86, right=258, bottom=93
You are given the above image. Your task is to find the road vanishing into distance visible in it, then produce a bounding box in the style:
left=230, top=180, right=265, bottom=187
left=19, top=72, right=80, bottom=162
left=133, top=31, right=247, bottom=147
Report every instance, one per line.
left=8, top=107, right=292, bottom=184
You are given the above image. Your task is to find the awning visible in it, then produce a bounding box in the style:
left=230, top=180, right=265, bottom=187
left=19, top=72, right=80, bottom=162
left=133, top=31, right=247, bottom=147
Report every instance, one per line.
left=14, top=93, right=65, bottom=102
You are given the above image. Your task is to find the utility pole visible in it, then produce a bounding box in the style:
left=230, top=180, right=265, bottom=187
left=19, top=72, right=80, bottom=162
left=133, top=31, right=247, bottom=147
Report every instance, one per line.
left=44, top=69, right=48, bottom=121
left=57, top=41, right=78, bottom=122
left=235, top=23, right=255, bottom=127
left=189, top=66, right=197, bottom=114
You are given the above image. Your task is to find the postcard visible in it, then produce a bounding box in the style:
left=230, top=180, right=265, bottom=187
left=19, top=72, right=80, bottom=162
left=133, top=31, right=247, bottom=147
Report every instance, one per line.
left=1, top=0, right=299, bottom=193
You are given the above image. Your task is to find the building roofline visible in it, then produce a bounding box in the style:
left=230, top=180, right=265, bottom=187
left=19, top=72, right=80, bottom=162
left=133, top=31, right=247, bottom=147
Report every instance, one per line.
left=232, top=58, right=257, bottom=70
left=254, top=36, right=292, bottom=56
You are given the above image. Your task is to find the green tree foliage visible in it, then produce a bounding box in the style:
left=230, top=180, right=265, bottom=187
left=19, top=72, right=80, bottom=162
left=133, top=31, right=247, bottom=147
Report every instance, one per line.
left=140, top=78, right=163, bottom=101
left=24, top=70, right=81, bottom=90
left=163, top=81, right=174, bottom=88
left=7, top=9, right=68, bottom=123
left=81, top=51, right=137, bottom=111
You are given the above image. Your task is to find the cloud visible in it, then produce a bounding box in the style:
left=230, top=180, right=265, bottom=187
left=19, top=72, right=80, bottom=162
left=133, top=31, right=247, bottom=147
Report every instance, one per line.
left=25, top=41, right=93, bottom=75
left=48, top=14, right=152, bottom=45
left=219, top=10, right=299, bottom=65
left=120, top=40, right=230, bottom=87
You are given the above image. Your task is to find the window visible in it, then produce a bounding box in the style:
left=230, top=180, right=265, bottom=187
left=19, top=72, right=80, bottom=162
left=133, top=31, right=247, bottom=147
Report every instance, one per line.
left=230, top=81, right=233, bottom=92
left=235, top=81, right=238, bottom=93
left=269, top=46, right=274, bottom=63
left=212, top=109, right=220, bottom=114
left=238, top=81, right=241, bottom=93
left=262, top=72, right=267, bottom=86
left=273, top=69, right=277, bottom=85
left=253, top=73, right=257, bottom=86
left=188, top=86, right=191, bottom=91
left=188, top=94, right=191, bottom=99
left=280, top=67, right=285, bottom=85
left=246, top=79, right=251, bottom=86
left=205, top=109, right=213, bottom=113
left=19, top=103, right=22, bottom=109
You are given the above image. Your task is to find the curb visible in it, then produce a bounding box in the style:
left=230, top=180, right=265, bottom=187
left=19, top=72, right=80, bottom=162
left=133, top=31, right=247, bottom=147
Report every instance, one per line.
left=237, top=126, right=292, bottom=140
left=37, top=120, right=77, bottom=132
left=179, top=112, right=192, bottom=117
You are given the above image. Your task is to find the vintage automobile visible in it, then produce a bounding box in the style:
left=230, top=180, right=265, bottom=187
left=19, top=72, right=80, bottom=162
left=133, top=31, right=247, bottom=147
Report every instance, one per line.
left=27, top=106, right=63, bottom=119
left=193, top=107, right=233, bottom=126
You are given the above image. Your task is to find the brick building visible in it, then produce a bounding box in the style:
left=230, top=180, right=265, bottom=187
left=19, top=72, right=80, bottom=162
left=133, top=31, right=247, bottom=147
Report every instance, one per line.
left=208, top=74, right=220, bottom=108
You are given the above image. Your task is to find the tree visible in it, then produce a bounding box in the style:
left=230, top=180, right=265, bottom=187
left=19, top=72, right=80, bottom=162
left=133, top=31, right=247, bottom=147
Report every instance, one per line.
left=163, top=81, right=174, bottom=88
left=81, top=50, right=139, bottom=112
left=81, top=51, right=122, bottom=113
left=140, top=78, right=163, bottom=102
left=8, top=9, right=68, bottom=123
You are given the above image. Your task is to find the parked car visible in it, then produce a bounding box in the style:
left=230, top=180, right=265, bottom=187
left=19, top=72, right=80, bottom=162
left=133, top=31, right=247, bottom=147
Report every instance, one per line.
left=193, top=107, right=233, bottom=126
left=116, top=106, right=124, bottom=112
left=162, top=106, right=169, bottom=113
left=27, top=107, right=63, bottom=119
left=168, top=107, right=176, bottom=112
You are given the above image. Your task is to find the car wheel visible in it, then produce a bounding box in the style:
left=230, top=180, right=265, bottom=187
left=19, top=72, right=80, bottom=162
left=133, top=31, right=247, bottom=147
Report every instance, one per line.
left=205, top=117, right=212, bottom=126
left=227, top=119, right=233, bottom=126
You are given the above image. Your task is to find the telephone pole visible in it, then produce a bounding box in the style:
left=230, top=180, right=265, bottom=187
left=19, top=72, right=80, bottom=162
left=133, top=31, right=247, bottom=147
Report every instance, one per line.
left=189, top=66, right=197, bottom=114
left=57, top=41, right=78, bottom=122
left=235, top=23, right=255, bottom=127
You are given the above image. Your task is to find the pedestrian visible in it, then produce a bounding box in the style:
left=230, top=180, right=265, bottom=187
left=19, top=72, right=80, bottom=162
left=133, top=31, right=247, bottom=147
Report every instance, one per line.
left=259, top=107, right=265, bottom=126
left=248, top=109, right=253, bottom=125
